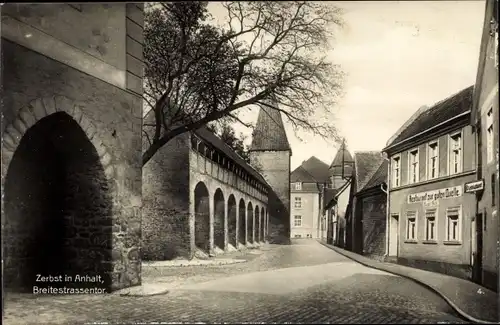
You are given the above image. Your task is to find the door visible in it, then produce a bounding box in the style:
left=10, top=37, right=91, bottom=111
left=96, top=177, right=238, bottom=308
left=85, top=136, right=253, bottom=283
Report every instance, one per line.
left=472, top=213, right=483, bottom=284
left=389, top=214, right=399, bottom=257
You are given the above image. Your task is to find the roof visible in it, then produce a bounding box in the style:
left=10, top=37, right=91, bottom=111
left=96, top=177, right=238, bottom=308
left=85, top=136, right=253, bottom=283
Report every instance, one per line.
left=323, top=188, right=338, bottom=209
left=329, top=141, right=354, bottom=177
left=291, top=165, right=318, bottom=183
left=301, top=156, right=331, bottom=183
left=386, top=85, right=473, bottom=149
left=249, top=99, right=291, bottom=152
left=359, top=160, right=388, bottom=193
left=193, top=126, right=269, bottom=187
left=353, top=151, right=385, bottom=192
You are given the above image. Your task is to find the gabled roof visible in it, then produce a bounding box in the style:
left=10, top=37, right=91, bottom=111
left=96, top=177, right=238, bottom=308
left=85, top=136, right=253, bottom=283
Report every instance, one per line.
left=385, top=86, right=473, bottom=149
left=353, top=151, right=385, bottom=192
left=359, top=160, right=388, bottom=193
left=249, top=99, right=291, bottom=152
left=194, top=126, right=269, bottom=187
left=329, top=141, right=354, bottom=177
left=290, top=165, right=317, bottom=183
left=301, top=156, right=331, bottom=183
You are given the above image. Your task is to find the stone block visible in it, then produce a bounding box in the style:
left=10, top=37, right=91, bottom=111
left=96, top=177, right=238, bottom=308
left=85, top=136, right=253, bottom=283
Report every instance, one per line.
left=42, top=96, right=57, bottom=116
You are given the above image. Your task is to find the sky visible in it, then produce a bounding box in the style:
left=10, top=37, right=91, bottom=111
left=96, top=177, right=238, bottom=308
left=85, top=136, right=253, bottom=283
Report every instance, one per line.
left=207, top=1, right=486, bottom=170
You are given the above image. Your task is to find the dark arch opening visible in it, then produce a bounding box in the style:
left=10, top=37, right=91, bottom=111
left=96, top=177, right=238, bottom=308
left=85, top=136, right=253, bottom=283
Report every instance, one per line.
left=3, top=112, right=112, bottom=293
left=214, top=188, right=225, bottom=250
left=247, top=202, right=254, bottom=243
left=228, top=195, right=237, bottom=247
left=255, top=206, right=261, bottom=242
left=194, top=182, right=210, bottom=253
left=238, top=199, right=246, bottom=245
left=261, top=207, right=265, bottom=242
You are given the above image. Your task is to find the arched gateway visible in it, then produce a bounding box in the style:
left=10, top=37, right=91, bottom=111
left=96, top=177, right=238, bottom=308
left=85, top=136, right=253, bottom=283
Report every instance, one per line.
left=2, top=96, right=116, bottom=293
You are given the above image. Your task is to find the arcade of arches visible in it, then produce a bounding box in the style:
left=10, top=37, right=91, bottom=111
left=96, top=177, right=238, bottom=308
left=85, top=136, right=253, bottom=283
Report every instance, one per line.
left=193, top=181, right=269, bottom=254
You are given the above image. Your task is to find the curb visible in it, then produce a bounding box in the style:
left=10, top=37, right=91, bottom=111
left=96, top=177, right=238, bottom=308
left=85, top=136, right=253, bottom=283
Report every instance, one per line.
left=317, top=240, right=497, bottom=324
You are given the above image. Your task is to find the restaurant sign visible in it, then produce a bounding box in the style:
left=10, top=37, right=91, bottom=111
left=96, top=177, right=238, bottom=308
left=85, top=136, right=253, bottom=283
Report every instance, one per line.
left=407, top=186, right=462, bottom=207
left=464, top=180, right=484, bottom=193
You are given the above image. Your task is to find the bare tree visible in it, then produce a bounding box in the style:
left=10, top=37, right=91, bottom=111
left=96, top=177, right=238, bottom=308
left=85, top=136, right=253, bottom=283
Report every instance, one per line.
left=142, top=1, right=345, bottom=166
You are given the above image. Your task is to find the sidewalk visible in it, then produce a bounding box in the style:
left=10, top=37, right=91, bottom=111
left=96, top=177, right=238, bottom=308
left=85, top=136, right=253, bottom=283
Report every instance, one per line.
left=318, top=240, right=498, bottom=324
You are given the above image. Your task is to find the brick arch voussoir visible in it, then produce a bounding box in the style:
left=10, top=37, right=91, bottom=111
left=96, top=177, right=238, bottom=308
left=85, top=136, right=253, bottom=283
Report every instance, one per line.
left=1, top=95, right=116, bottom=189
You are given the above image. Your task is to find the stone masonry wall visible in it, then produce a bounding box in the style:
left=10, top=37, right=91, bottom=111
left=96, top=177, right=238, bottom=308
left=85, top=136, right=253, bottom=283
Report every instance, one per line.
left=361, top=192, right=387, bottom=260
left=1, top=41, right=143, bottom=292
left=250, top=151, right=291, bottom=244
left=141, top=123, right=191, bottom=261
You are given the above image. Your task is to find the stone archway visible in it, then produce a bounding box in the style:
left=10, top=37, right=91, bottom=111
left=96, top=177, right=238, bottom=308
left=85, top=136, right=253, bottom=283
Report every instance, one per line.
left=214, top=188, right=225, bottom=250
left=2, top=96, right=115, bottom=293
left=255, top=206, right=260, bottom=243
left=194, top=182, right=210, bottom=253
left=238, top=199, right=246, bottom=245
left=227, top=195, right=237, bottom=248
left=261, top=207, right=265, bottom=242
left=247, top=202, right=254, bottom=243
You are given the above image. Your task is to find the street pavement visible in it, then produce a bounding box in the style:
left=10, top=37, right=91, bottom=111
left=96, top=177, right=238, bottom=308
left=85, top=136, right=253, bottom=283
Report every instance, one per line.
left=3, top=239, right=467, bottom=324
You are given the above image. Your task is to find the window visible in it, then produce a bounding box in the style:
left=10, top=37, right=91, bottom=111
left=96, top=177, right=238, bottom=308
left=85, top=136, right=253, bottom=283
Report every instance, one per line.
left=446, top=207, right=461, bottom=242
left=294, top=197, right=302, bottom=208
left=406, top=211, right=417, bottom=241
left=392, top=155, right=401, bottom=187
left=449, top=132, right=462, bottom=174
left=294, top=215, right=302, bottom=227
left=408, top=149, right=419, bottom=184
left=295, top=182, right=302, bottom=190
left=486, top=108, right=494, bottom=163
left=427, top=142, right=439, bottom=179
left=425, top=209, right=437, bottom=241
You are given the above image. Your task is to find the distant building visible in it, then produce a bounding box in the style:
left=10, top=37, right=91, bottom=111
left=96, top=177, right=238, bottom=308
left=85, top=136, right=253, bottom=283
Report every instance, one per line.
left=249, top=99, right=293, bottom=244
left=346, top=152, right=386, bottom=256
left=290, top=157, right=331, bottom=239
left=324, top=141, right=354, bottom=246
left=470, top=0, right=498, bottom=292
left=383, top=86, right=477, bottom=281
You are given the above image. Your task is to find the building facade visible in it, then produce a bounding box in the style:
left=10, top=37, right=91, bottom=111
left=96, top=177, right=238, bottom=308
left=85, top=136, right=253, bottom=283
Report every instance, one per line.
left=384, top=86, right=478, bottom=281
left=290, top=156, right=332, bottom=239
left=325, top=141, right=354, bottom=246
left=347, top=152, right=386, bottom=255
left=1, top=4, right=144, bottom=292
left=290, top=166, right=321, bottom=239
left=470, top=0, right=499, bottom=292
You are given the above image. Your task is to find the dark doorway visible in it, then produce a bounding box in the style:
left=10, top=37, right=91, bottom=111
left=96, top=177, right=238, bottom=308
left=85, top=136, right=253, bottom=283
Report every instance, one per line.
left=3, top=112, right=112, bottom=293
left=194, top=182, right=210, bottom=252
left=238, top=199, right=246, bottom=245
left=227, top=195, right=237, bottom=247
left=247, top=202, right=254, bottom=243
left=472, top=213, right=483, bottom=284
left=214, top=189, right=225, bottom=250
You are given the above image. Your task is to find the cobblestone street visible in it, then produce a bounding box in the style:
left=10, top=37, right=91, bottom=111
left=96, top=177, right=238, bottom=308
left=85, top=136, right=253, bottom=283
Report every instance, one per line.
left=3, top=240, right=466, bottom=324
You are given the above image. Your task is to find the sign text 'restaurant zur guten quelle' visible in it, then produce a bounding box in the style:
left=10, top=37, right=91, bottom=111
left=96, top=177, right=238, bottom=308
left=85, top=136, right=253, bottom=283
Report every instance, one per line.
left=407, top=186, right=462, bottom=207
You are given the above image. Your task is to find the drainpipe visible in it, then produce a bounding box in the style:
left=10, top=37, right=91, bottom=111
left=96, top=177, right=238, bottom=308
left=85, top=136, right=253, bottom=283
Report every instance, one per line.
left=383, top=153, right=390, bottom=261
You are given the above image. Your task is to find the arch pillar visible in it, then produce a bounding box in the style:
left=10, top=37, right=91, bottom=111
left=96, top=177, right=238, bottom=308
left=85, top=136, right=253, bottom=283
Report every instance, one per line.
left=224, top=196, right=229, bottom=252
left=235, top=198, right=240, bottom=247
left=209, top=189, right=215, bottom=256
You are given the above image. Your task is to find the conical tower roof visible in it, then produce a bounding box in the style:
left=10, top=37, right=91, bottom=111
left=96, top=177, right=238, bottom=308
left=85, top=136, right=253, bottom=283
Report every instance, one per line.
left=249, top=98, right=291, bottom=152
left=329, top=140, right=354, bottom=177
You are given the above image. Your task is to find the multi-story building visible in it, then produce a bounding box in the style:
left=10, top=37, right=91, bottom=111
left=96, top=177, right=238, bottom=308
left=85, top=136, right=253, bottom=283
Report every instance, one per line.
left=1, top=4, right=144, bottom=292
left=383, top=86, right=477, bottom=281
left=470, top=0, right=498, bottom=292
left=290, top=156, right=331, bottom=239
